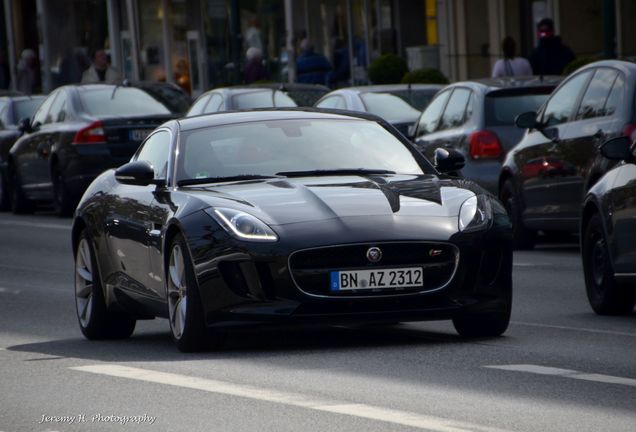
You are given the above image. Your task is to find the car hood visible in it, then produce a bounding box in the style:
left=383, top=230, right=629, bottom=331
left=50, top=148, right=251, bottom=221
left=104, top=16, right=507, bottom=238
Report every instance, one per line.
left=183, top=174, right=480, bottom=226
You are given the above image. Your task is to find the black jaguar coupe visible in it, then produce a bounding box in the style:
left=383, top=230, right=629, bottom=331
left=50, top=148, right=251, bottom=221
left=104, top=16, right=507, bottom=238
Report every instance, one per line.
left=72, top=109, right=513, bottom=351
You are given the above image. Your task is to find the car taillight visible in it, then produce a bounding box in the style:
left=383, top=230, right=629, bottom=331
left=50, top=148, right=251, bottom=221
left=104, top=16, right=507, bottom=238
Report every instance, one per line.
left=469, top=130, right=502, bottom=159
left=72, top=121, right=106, bottom=144
left=622, top=123, right=636, bottom=142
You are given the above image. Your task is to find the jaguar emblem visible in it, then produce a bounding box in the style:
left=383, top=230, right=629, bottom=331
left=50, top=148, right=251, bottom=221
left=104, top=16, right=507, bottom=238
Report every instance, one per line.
left=366, top=247, right=382, bottom=263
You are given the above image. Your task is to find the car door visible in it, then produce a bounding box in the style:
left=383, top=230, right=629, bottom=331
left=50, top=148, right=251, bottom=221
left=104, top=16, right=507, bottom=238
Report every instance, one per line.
left=552, top=68, right=623, bottom=223
left=12, top=91, right=59, bottom=193
left=609, top=156, right=636, bottom=275
left=516, top=69, right=593, bottom=225
left=105, top=130, right=172, bottom=300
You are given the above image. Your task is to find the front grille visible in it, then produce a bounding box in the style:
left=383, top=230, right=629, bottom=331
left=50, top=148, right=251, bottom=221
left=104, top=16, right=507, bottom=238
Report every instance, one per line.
left=289, top=242, right=459, bottom=297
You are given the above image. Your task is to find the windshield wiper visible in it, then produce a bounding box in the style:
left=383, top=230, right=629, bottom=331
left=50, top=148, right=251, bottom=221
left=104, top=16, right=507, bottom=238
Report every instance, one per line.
left=178, top=174, right=280, bottom=186
left=276, top=169, right=396, bottom=178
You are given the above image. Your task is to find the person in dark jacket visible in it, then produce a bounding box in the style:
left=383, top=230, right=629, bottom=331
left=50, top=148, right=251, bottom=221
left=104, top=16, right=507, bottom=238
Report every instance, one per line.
left=296, top=39, right=331, bottom=85
left=529, top=18, right=575, bottom=76
left=244, top=47, right=269, bottom=84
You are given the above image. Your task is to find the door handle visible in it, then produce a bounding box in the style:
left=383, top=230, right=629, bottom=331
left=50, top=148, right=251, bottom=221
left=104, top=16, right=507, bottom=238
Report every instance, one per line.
left=36, top=141, right=52, bottom=157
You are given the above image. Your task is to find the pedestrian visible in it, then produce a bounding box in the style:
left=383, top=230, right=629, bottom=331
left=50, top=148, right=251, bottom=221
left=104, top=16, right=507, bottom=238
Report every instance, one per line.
left=244, top=47, right=269, bottom=84
left=492, top=36, right=532, bottom=78
left=81, top=49, right=121, bottom=84
left=296, top=38, right=331, bottom=85
left=529, top=18, right=575, bottom=76
left=16, top=49, right=40, bottom=94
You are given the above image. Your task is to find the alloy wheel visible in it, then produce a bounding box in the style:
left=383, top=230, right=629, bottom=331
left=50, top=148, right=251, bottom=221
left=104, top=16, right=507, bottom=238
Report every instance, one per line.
left=168, top=244, right=187, bottom=340
left=75, top=238, right=94, bottom=327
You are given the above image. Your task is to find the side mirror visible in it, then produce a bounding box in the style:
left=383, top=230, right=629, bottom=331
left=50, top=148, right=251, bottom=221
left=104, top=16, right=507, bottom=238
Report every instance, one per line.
left=18, top=117, right=32, bottom=133
left=407, top=124, right=417, bottom=140
left=515, top=111, right=538, bottom=129
left=600, top=136, right=632, bottom=161
left=434, top=147, right=465, bottom=173
left=115, top=161, right=159, bottom=186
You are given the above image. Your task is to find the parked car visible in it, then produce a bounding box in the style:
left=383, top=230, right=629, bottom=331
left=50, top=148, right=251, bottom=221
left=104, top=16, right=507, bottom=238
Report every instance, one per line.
left=71, top=109, right=513, bottom=351
left=499, top=60, right=636, bottom=249
left=580, top=136, right=636, bottom=315
left=411, top=77, right=561, bottom=195
left=186, top=87, right=297, bottom=116
left=8, top=82, right=188, bottom=216
left=0, top=94, right=46, bottom=210
left=250, top=83, right=330, bottom=106
left=314, top=84, right=444, bottom=136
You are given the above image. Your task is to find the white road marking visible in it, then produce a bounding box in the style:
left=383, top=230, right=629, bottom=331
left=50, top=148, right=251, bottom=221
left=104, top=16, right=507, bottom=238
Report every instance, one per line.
left=0, top=220, right=71, bottom=230
left=0, top=287, right=21, bottom=294
left=484, top=364, right=636, bottom=388
left=71, top=364, right=511, bottom=432
left=511, top=321, right=636, bottom=338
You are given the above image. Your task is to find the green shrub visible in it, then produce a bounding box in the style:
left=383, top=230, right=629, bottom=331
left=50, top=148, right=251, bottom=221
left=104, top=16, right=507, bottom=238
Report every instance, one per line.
left=401, top=68, right=449, bottom=84
left=368, top=54, right=409, bottom=84
left=562, top=57, right=600, bottom=76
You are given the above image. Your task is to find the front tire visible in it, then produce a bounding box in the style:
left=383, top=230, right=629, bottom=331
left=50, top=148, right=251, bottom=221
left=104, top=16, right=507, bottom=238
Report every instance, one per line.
left=500, top=179, right=536, bottom=250
left=75, top=231, right=136, bottom=339
left=167, top=234, right=222, bottom=352
left=582, top=213, right=635, bottom=315
left=9, top=165, right=35, bottom=214
left=453, top=289, right=512, bottom=338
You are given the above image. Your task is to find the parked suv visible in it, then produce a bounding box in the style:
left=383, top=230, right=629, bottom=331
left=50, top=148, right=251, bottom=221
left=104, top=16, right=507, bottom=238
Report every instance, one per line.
left=411, top=77, right=560, bottom=194
left=499, top=60, right=636, bottom=248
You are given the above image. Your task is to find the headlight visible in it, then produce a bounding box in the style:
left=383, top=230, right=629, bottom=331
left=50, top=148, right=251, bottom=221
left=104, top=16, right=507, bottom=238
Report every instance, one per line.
left=458, top=194, right=493, bottom=232
left=205, top=208, right=278, bottom=242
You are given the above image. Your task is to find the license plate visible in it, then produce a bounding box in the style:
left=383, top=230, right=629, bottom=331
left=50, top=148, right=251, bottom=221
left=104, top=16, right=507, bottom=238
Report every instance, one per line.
left=330, top=267, right=423, bottom=291
left=129, top=129, right=152, bottom=141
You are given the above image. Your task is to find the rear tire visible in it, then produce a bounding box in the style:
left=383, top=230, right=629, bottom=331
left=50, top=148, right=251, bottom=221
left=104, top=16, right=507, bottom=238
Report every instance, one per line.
left=500, top=179, right=536, bottom=250
left=75, top=231, right=136, bottom=339
left=582, top=213, right=635, bottom=315
left=9, top=165, right=35, bottom=214
left=52, top=165, right=74, bottom=217
left=167, top=234, right=224, bottom=352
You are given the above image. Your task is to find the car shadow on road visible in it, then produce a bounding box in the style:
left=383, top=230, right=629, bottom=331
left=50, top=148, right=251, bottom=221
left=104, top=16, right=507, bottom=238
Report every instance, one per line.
left=6, top=323, right=477, bottom=362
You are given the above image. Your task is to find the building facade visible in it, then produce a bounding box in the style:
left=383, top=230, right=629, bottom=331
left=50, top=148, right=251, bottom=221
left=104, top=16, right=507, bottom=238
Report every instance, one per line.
left=0, top=0, right=632, bottom=95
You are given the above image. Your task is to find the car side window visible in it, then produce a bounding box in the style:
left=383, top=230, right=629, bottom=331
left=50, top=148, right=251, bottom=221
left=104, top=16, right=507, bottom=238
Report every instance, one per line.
left=541, top=70, right=592, bottom=127
left=603, top=74, right=624, bottom=117
left=46, top=91, right=69, bottom=123
left=416, top=90, right=451, bottom=136
left=316, top=96, right=345, bottom=109
left=203, top=93, right=224, bottom=113
left=31, top=92, right=59, bottom=127
left=576, top=68, right=619, bottom=120
left=439, top=88, right=471, bottom=131
left=188, top=96, right=210, bottom=116
left=135, top=131, right=171, bottom=179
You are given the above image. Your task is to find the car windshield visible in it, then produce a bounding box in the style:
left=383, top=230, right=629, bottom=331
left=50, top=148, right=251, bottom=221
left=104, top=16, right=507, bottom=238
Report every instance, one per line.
left=232, top=90, right=297, bottom=109
left=178, top=118, right=427, bottom=182
left=78, top=87, right=174, bottom=116
left=485, top=92, right=551, bottom=126
left=360, top=93, right=423, bottom=123
left=13, top=98, right=45, bottom=124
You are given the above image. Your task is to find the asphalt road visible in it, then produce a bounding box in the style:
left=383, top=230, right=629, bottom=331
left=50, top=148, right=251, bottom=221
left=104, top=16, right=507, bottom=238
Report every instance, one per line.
left=1, top=211, right=634, bottom=432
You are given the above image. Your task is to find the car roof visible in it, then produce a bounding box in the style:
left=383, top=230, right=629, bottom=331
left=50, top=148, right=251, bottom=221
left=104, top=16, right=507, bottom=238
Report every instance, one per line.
left=177, top=108, right=378, bottom=132
left=333, top=84, right=445, bottom=94
left=249, top=83, right=330, bottom=92
left=453, top=76, right=563, bottom=92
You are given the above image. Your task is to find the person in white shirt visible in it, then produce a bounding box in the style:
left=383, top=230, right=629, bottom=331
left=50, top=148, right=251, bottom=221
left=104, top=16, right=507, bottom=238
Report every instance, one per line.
left=81, top=49, right=121, bottom=84
left=492, top=37, right=532, bottom=78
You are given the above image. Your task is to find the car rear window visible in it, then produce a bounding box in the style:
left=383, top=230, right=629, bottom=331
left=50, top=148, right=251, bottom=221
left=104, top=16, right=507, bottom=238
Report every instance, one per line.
left=485, top=90, right=552, bottom=126
left=78, top=87, right=173, bottom=116
left=232, top=90, right=297, bottom=109
left=13, top=98, right=45, bottom=124
left=360, top=93, right=422, bottom=123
